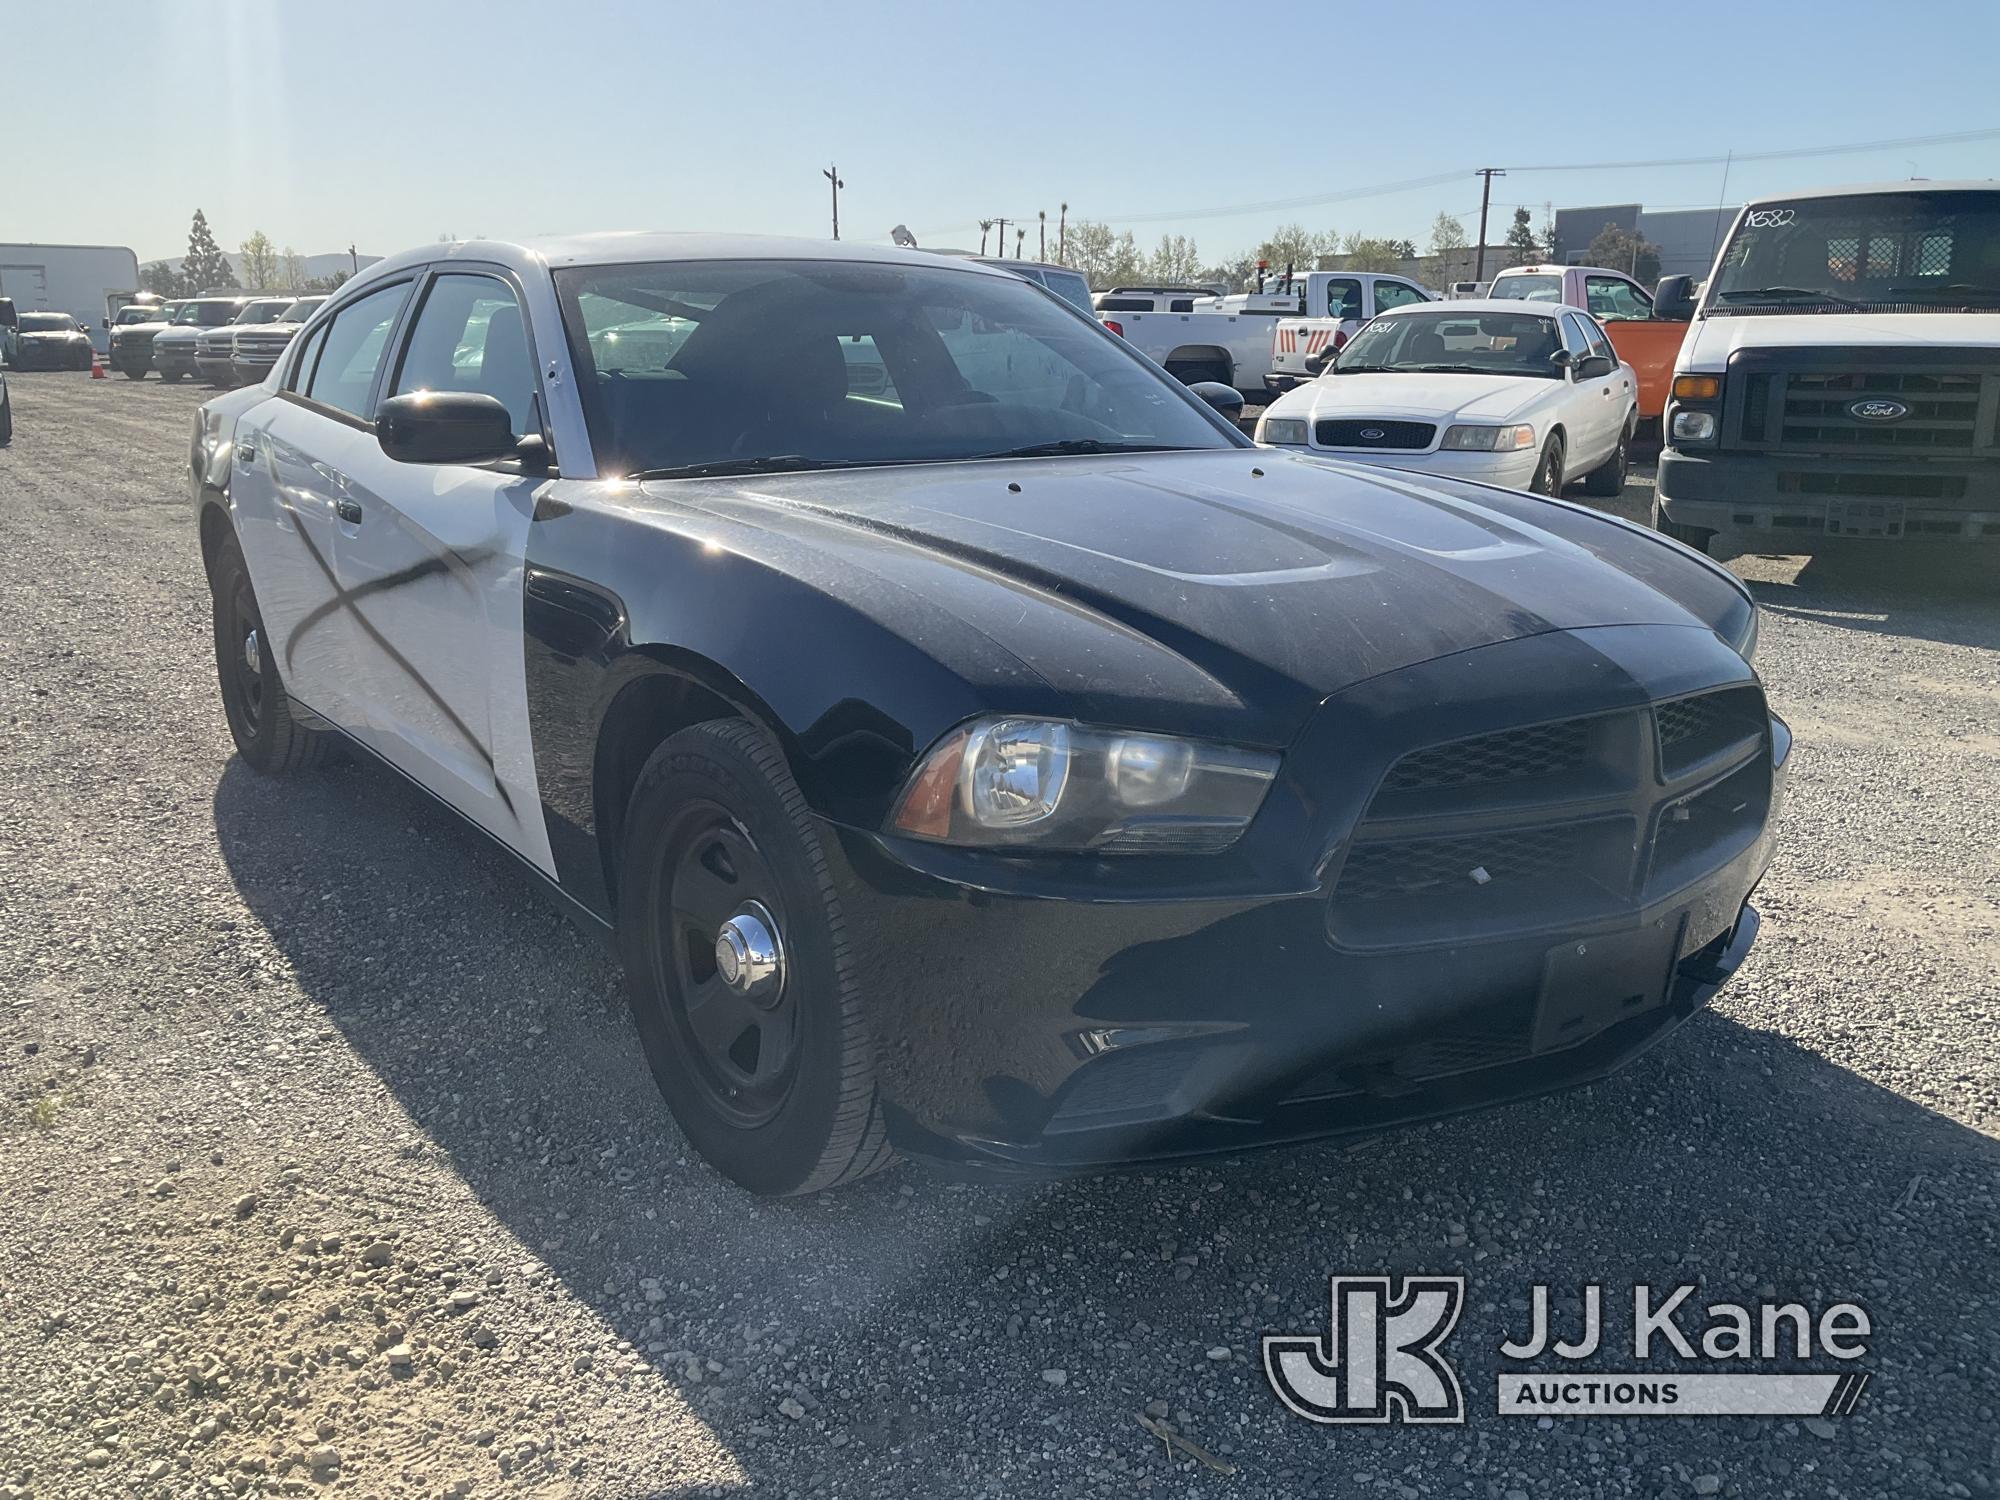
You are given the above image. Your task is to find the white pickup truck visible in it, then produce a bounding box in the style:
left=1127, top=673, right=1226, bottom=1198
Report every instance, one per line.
left=1265, top=272, right=1440, bottom=393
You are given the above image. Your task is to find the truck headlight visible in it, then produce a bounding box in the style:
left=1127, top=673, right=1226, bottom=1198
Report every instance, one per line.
left=890, top=716, right=1280, bottom=854
left=1670, top=409, right=1718, bottom=443
left=1258, top=417, right=1308, bottom=446
left=1440, top=423, right=1536, bottom=451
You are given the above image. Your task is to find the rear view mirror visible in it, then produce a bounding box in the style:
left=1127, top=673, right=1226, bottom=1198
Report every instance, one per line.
left=1653, top=275, right=1697, bottom=321
left=375, top=391, right=518, bottom=465
left=1187, top=380, right=1244, bottom=421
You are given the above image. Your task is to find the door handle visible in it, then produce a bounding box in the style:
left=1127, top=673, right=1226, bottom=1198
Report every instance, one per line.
left=335, top=497, right=364, bottom=525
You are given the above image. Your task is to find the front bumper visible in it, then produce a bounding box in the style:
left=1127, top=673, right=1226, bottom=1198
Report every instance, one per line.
left=1659, top=448, right=2000, bottom=543
left=1266, top=443, right=1542, bottom=488
left=195, top=353, right=236, bottom=382
left=154, top=343, right=200, bottom=374
left=823, top=626, right=1785, bottom=1175
left=13, top=342, right=90, bottom=369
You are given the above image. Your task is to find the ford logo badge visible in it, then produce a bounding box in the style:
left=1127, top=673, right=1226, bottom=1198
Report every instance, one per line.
left=1359, top=427, right=1386, bottom=440
left=1848, top=399, right=1910, bottom=422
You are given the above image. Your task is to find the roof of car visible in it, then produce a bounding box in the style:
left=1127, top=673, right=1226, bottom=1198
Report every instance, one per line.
left=353, top=233, right=1023, bottom=286
left=1742, top=179, right=1999, bottom=204
left=1372, top=298, right=1588, bottom=318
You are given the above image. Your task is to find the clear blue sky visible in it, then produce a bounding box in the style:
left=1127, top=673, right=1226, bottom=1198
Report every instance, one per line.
left=9, top=0, right=1999, bottom=265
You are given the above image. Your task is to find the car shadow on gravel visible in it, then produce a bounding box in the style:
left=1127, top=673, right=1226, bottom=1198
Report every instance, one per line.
left=1736, top=554, right=2000, bottom=652
left=212, top=754, right=2000, bottom=1496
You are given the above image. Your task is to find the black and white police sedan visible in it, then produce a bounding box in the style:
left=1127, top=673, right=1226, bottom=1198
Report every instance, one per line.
left=192, top=235, right=1783, bottom=1194
left=1255, top=300, right=1640, bottom=498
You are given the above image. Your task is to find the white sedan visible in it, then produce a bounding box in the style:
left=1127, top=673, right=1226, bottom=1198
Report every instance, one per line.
left=1253, top=299, right=1638, bottom=497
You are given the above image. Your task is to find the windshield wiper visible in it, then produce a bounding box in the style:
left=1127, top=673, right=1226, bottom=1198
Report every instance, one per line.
left=1886, top=282, right=2000, bottom=302
left=623, top=455, right=877, bottom=481
left=1406, top=364, right=1507, bottom=375
left=1329, top=363, right=1396, bottom=373
left=1715, top=286, right=1868, bottom=311
left=969, top=440, right=1197, bottom=460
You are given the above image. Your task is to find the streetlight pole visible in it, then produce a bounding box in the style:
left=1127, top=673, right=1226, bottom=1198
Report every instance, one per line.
left=823, top=164, right=845, bottom=240
left=992, top=217, right=1010, bottom=257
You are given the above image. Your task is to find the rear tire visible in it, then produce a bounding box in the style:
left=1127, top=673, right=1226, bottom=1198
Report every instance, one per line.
left=121, top=365, right=145, bottom=380
left=616, top=718, right=892, bottom=1196
left=1651, top=494, right=1715, bottom=555
left=1530, top=434, right=1566, bottom=496
left=210, top=535, right=337, bottom=773
left=1168, top=360, right=1229, bottom=389
left=1580, top=415, right=1633, bottom=498
left=0, top=392, right=11, bottom=446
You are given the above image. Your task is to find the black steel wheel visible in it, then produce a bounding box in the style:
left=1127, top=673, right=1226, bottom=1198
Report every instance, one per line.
left=210, top=535, right=336, bottom=773
left=1531, top=433, right=1566, bottom=496
left=617, top=718, right=892, bottom=1195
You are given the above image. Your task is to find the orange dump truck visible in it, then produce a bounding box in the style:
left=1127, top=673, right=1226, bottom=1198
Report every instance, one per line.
left=1487, top=264, right=1689, bottom=427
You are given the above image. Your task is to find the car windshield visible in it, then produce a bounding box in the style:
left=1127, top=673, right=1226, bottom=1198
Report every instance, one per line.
left=19, top=313, right=77, bottom=332
left=555, top=259, right=1242, bottom=477
left=1708, top=189, right=2000, bottom=309
left=234, top=299, right=293, bottom=324
left=278, top=298, right=325, bottom=323
left=115, top=307, right=158, bottom=324
left=1489, top=274, right=1562, bottom=303
left=1333, top=309, right=1564, bottom=378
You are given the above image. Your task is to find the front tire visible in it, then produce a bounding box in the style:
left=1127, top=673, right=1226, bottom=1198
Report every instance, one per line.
left=1651, top=494, right=1715, bottom=554
left=120, top=365, right=146, bottom=380
left=616, top=718, right=892, bottom=1196
left=1580, top=415, right=1633, bottom=498
left=0, top=392, right=11, bottom=446
left=210, top=536, right=336, bottom=773
left=1530, top=433, right=1566, bottom=495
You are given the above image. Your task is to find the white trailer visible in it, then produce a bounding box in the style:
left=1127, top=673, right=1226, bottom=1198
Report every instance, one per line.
left=0, top=243, right=142, bottom=355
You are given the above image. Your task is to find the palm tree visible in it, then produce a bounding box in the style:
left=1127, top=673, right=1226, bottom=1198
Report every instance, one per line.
left=1015, top=227, right=1026, bottom=260
left=1058, top=202, right=1069, bottom=263
left=1038, top=210, right=1047, bottom=260
left=978, top=220, right=994, bottom=256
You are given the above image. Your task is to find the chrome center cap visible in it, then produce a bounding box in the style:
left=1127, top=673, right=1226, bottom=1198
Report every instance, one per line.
left=714, top=902, right=783, bottom=1002
left=242, top=627, right=262, bottom=676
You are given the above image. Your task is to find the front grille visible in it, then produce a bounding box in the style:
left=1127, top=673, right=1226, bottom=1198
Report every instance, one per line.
left=1328, top=687, right=1769, bottom=949
left=1732, top=359, right=1997, bottom=458
left=1385, top=719, right=1591, bottom=792
left=1778, top=470, right=1967, bottom=500
left=1315, top=419, right=1436, bottom=450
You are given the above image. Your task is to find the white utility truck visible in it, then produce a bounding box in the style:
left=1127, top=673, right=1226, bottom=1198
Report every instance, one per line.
left=1654, top=181, right=2000, bottom=558
left=1265, top=272, right=1440, bottom=393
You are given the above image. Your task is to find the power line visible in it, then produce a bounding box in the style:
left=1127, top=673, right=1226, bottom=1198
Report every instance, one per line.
left=903, top=125, right=2000, bottom=242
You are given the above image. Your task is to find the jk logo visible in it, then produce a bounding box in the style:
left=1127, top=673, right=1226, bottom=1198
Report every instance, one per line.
left=1264, top=1276, right=1466, bottom=1425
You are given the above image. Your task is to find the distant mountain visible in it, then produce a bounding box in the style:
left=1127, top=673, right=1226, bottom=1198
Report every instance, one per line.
left=144, top=250, right=382, bottom=283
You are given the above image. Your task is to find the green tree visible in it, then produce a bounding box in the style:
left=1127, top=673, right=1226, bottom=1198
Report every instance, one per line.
left=1146, top=233, right=1203, bottom=285
left=238, top=231, right=279, bottom=291
left=1583, top=222, right=1662, bottom=285
left=139, top=260, right=184, bottom=297
left=1340, top=233, right=1412, bottom=273
left=1428, top=211, right=1468, bottom=255
left=280, top=247, right=309, bottom=292
left=1503, top=206, right=1542, bottom=267
left=1199, top=251, right=1260, bottom=293
left=1255, top=222, right=1337, bottom=273
left=183, top=210, right=237, bottom=292
left=1061, top=220, right=1144, bottom=288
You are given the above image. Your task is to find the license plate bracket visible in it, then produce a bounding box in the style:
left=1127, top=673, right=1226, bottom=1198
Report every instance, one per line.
left=1825, top=498, right=1905, bottom=539
left=1533, top=917, right=1684, bottom=1054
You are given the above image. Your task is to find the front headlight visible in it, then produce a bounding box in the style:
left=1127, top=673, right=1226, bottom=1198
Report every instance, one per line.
left=1259, top=417, right=1308, bottom=446
left=890, top=716, right=1280, bottom=854
left=1670, top=409, right=1718, bottom=443
left=1440, top=423, right=1536, bottom=451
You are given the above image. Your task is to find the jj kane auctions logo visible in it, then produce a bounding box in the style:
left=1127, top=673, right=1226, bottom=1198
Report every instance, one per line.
left=1265, top=1277, right=1872, bottom=1424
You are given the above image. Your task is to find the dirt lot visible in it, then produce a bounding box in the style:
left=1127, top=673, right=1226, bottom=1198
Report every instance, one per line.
left=1, top=371, right=1996, bottom=1500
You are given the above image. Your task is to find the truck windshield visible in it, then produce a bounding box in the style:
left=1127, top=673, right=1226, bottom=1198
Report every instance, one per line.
left=1708, top=190, right=2000, bottom=310
left=1334, top=309, right=1564, bottom=379
left=20, top=314, right=78, bottom=332
left=555, top=259, right=1243, bottom=478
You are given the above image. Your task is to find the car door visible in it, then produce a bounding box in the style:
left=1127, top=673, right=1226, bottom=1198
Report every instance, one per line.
left=226, top=280, right=416, bottom=729
left=1558, top=312, right=1617, bottom=465
left=327, top=266, right=556, bottom=874
left=1579, top=312, right=1635, bottom=439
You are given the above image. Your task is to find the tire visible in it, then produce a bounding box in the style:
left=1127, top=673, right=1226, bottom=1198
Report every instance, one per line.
left=160, top=368, right=181, bottom=383
left=616, top=718, right=892, bottom=1196
left=1580, top=414, right=1633, bottom=498
left=1169, top=360, right=1229, bottom=389
left=1530, top=433, right=1566, bottom=496
left=210, top=535, right=337, bottom=773
left=0, top=393, right=11, bottom=446
left=120, top=365, right=145, bottom=380
left=1651, top=494, right=1715, bottom=555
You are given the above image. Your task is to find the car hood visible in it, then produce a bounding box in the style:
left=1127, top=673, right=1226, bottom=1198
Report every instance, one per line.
left=1268, top=371, right=1555, bottom=426
left=636, top=449, right=1750, bottom=745
left=155, top=327, right=204, bottom=343
left=20, top=330, right=87, bottom=341
left=1682, top=310, right=2000, bottom=369
left=230, top=321, right=298, bottom=336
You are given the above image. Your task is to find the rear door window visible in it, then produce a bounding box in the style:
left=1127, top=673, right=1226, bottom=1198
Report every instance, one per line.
left=304, top=282, right=413, bottom=419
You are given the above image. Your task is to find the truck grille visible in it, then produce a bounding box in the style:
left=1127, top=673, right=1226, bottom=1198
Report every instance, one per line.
left=1328, top=689, right=1771, bottom=949
left=1729, top=352, right=2000, bottom=459
left=1315, top=419, right=1436, bottom=450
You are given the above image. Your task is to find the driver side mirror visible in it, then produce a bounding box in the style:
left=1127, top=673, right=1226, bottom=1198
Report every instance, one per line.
left=1575, top=353, right=1615, bottom=379
left=376, top=392, right=521, bottom=466
left=1653, top=275, right=1697, bottom=321
left=1187, top=380, right=1244, bottom=421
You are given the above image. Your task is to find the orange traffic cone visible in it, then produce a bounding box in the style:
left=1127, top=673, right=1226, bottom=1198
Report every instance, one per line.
left=91, top=349, right=107, bottom=379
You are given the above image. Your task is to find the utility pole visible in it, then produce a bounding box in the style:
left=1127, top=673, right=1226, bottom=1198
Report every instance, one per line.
left=1038, top=210, right=1047, bottom=260
left=1473, top=167, right=1505, bottom=283
left=1058, top=202, right=1068, bottom=263
left=823, top=164, right=844, bottom=240
left=992, top=217, right=1010, bottom=257
left=347, top=242, right=358, bottom=276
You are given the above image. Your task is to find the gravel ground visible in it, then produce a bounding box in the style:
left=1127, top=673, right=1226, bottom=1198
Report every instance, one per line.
left=1, top=372, right=1995, bottom=1500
